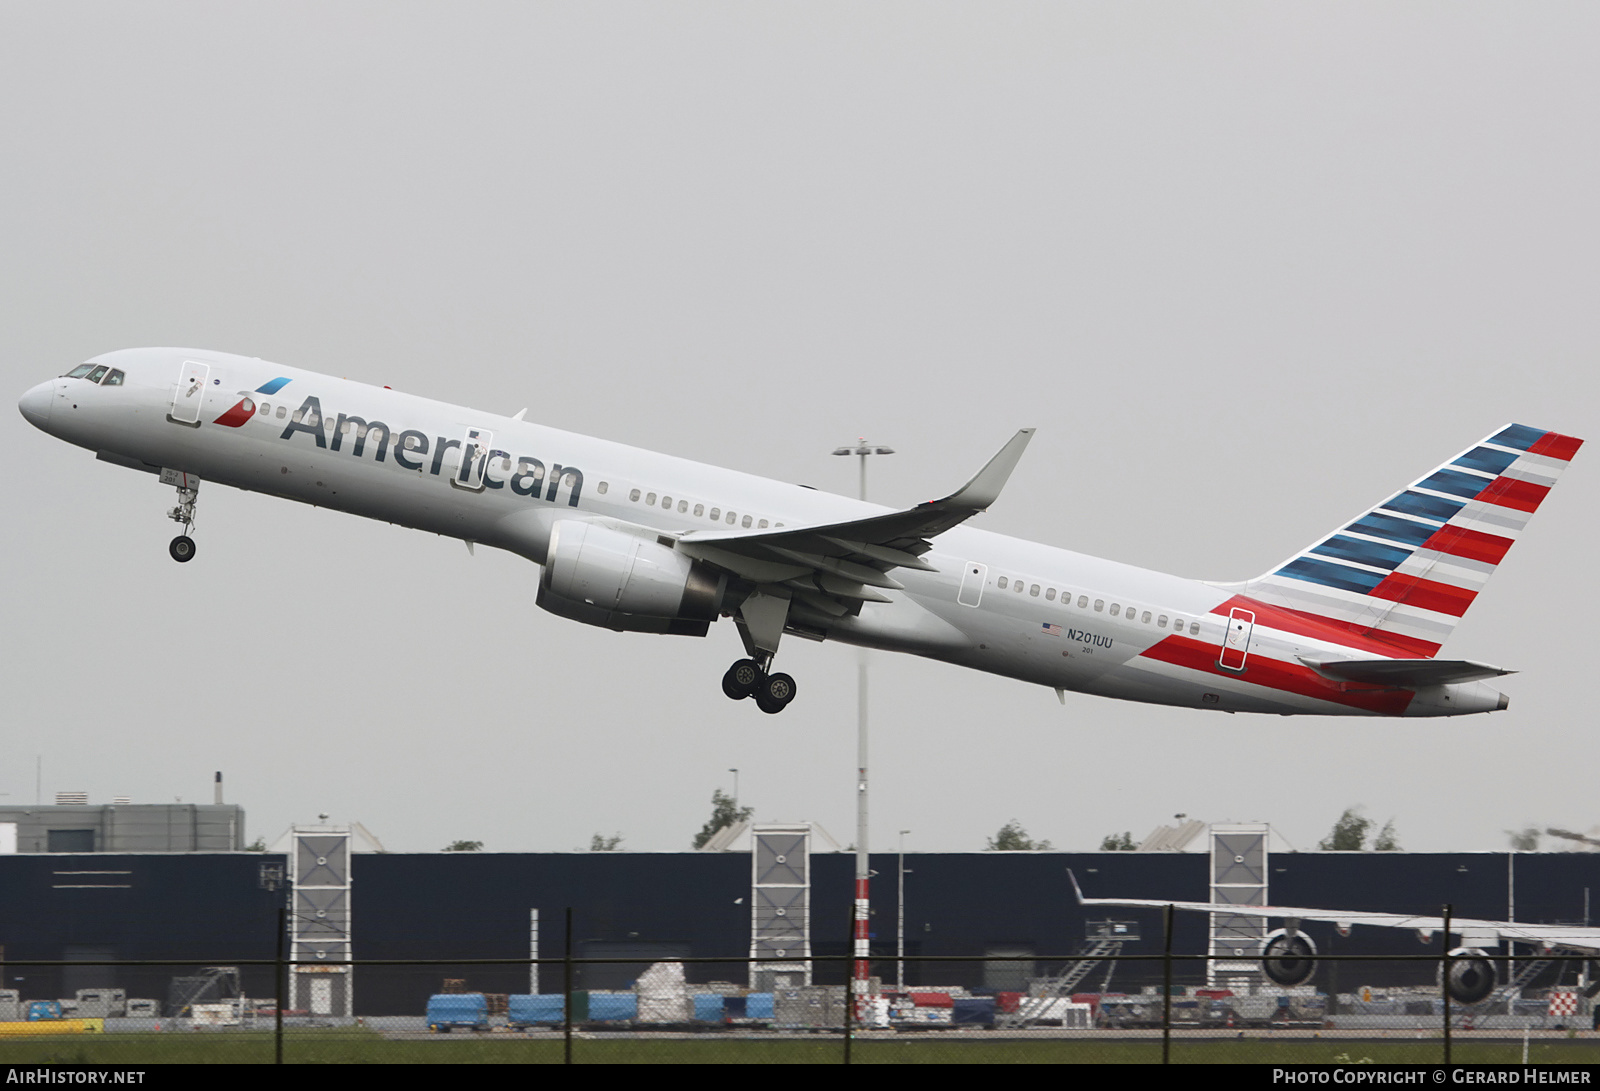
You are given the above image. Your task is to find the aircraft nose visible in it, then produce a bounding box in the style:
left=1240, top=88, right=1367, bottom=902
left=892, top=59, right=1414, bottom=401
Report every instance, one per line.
left=18, top=381, right=53, bottom=430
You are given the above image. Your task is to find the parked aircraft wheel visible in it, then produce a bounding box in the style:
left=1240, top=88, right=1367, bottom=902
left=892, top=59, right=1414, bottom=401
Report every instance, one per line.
left=722, top=659, right=762, bottom=700
left=756, top=672, right=797, bottom=714
left=169, top=535, right=196, bottom=563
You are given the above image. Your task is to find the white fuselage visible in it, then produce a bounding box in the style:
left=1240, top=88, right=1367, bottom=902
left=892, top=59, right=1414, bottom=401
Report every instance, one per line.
left=19, top=348, right=1512, bottom=717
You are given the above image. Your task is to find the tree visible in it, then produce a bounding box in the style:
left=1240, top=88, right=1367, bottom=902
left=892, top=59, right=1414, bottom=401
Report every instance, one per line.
left=1318, top=807, right=1372, bottom=851
left=443, top=840, right=483, bottom=853
left=692, top=790, right=753, bottom=849
left=987, top=819, right=1052, bottom=851
left=1507, top=827, right=1541, bottom=851
left=1372, top=820, right=1400, bottom=852
left=1100, top=831, right=1137, bottom=851
left=589, top=833, right=624, bottom=851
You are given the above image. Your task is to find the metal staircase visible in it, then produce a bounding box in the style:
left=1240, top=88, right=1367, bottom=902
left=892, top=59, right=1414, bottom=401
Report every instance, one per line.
left=998, top=921, right=1136, bottom=1028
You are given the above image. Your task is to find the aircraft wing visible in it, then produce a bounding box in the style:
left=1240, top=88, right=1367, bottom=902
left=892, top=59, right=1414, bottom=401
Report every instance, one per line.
left=1069, top=871, right=1600, bottom=953
left=675, top=429, right=1034, bottom=618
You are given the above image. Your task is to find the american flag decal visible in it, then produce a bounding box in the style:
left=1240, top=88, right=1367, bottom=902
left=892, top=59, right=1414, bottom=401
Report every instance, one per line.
left=1042, top=622, right=1063, bottom=636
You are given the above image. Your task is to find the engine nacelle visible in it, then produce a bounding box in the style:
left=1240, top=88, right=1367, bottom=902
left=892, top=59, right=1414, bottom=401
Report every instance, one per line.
left=1441, top=947, right=1496, bottom=1005
left=537, top=520, right=725, bottom=636
left=1261, top=930, right=1318, bottom=987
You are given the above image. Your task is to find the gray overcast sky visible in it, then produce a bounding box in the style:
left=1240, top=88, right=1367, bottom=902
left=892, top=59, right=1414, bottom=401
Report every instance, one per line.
left=3, top=3, right=1596, bottom=856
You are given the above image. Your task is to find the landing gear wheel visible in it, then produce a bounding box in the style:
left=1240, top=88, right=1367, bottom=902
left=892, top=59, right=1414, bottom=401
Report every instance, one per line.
left=169, top=535, right=196, bottom=563
left=722, top=659, right=762, bottom=700
left=755, top=672, right=797, bottom=715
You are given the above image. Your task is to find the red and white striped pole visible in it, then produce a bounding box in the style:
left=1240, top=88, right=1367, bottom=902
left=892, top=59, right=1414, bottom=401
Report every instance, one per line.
left=834, top=440, right=893, bottom=1024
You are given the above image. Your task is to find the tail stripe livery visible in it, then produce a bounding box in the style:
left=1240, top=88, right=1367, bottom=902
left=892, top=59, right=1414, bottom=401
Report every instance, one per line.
left=1237, top=424, right=1581, bottom=657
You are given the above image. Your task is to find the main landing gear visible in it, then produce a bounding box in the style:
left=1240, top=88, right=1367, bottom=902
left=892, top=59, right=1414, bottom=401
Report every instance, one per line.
left=721, top=658, right=797, bottom=715
left=166, top=475, right=199, bottom=563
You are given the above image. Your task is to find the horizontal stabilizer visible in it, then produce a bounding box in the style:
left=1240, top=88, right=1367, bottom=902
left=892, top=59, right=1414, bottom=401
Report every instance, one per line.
left=1296, top=657, right=1513, bottom=687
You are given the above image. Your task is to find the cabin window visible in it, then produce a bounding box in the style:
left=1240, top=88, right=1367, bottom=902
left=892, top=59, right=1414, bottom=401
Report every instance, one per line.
left=1109, top=604, right=1120, bottom=616
left=65, top=364, right=95, bottom=378
left=1141, top=611, right=1151, bottom=624
left=1077, top=595, right=1088, bottom=609
left=276, top=406, right=286, bottom=419
left=597, top=481, right=609, bottom=495
left=662, top=496, right=672, bottom=508
left=340, top=420, right=352, bottom=434
left=726, top=512, right=737, bottom=524
left=1158, top=615, right=1168, bottom=628
left=629, top=488, right=640, bottom=502
left=1045, top=588, right=1055, bottom=601
left=709, top=507, right=721, bottom=521
left=1094, top=599, right=1104, bottom=612
left=404, top=435, right=420, bottom=449
left=742, top=515, right=752, bottom=528
left=694, top=504, right=704, bottom=517
left=1190, top=621, right=1200, bottom=636
left=1030, top=584, right=1040, bottom=597
left=646, top=492, right=657, bottom=505
left=86, top=365, right=108, bottom=383
left=679, top=500, right=688, bottom=513
left=997, top=577, right=1008, bottom=590
left=758, top=519, right=768, bottom=528
left=1014, top=580, right=1024, bottom=593
left=102, top=369, right=125, bottom=386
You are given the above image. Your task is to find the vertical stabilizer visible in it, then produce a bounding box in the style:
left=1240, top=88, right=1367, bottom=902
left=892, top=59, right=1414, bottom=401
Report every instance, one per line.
left=1236, top=424, right=1582, bottom=657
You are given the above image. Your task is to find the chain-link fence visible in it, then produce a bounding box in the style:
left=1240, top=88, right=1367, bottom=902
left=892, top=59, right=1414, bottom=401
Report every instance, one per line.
left=0, top=946, right=1597, bottom=1064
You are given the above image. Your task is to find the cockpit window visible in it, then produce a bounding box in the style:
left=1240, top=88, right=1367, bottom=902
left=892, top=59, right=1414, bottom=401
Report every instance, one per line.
left=65, top=364, right=95, bottom=378
left=101, top=369, right=125, bottom=386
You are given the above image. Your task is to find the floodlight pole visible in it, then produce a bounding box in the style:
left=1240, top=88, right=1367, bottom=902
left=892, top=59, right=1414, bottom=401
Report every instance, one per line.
left=833, top=439, right=894, bottom=1021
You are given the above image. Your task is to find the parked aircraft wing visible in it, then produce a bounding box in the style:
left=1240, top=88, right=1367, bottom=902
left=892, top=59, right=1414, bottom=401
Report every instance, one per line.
left=1068, top=870, right=1600, bottom=953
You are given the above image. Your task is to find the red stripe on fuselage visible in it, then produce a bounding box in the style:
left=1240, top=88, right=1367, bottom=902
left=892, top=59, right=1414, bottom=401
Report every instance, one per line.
left=212, top=400, right=255, bottom=428
left=1423, top=524, right=1513, bottom=566
left=1369, top=573, right=1476, bottom=617
left=1528, top=432, right=1583, bottom=461
left=1211, top=595, right=1442, bottom=658
left=1475, top=476, right=1549, bottom=514
left=1137, top=635, right=1415, bottom=714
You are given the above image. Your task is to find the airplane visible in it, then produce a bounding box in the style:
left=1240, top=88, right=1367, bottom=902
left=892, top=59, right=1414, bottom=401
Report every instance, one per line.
left=17, top=348, right=1583, bottom=716
left=1070, top=871, right=1600, bottom=1006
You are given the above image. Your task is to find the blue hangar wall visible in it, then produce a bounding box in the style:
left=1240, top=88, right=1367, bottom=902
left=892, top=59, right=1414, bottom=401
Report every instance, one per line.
left=0, top=851, right=1594, bottom=1015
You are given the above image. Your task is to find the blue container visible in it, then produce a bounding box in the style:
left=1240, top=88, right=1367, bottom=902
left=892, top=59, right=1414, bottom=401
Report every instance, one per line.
left=588, top=992, right=637, bottom=1021
left=952, top=997, right=996, bottom=1026
left=693, top=993, right=724, bottom=1022
left=745, top=993, right=774, bottom=1020
left=426, top=993, right=488, bottom=1031
left=507, top=994, right=564, bottom=1025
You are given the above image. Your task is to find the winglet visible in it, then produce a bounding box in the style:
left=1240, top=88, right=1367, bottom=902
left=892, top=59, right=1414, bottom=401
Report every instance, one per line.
left=944, top=428, right=1034, bottom=511
left=1067, top=868, right=1087, bottom=905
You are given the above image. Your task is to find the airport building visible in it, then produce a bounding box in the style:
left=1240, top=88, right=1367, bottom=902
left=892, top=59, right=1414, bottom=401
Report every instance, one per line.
left=0, top=815, right=1596, bottom=1017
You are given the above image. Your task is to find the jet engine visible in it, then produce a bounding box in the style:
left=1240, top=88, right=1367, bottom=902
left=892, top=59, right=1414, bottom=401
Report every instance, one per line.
left=1440, top=948, right=1496, bottom=1005
left=1261, top=930, right=1318, bottom=987
left=537, top=519, right=726, bottom=636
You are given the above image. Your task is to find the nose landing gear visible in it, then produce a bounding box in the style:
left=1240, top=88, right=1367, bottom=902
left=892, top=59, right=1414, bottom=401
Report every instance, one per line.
left=164, top=471, right=200, bottom=563
left=721, top=657, right=797, bottom=714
